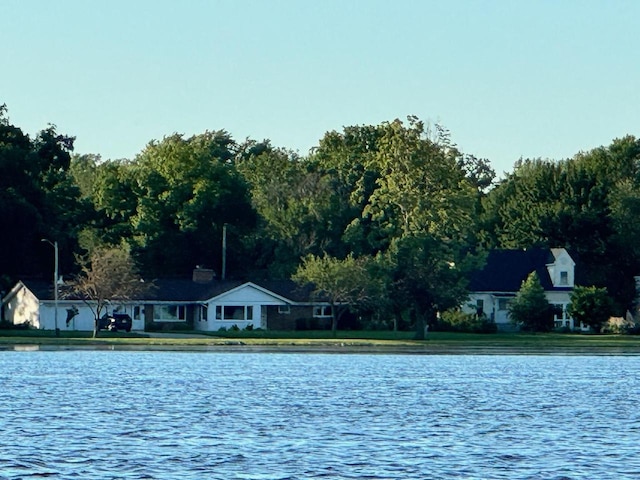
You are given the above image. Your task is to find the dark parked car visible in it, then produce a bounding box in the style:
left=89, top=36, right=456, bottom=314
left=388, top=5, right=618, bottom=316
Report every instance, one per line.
left=99, top=313, right=132, bottom=332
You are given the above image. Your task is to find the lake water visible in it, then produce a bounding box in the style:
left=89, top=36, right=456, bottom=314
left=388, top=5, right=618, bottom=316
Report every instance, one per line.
left=0, top=351, right=639, bottom=479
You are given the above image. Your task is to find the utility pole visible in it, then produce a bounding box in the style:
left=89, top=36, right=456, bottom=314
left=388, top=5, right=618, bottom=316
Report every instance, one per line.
left=41, top=239, right=60, bottom=337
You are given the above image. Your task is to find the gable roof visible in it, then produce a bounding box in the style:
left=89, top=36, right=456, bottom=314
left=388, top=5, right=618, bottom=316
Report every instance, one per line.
left=468, top=248, right=572, bottom=293
left=6, top=280, right=53, bottom=301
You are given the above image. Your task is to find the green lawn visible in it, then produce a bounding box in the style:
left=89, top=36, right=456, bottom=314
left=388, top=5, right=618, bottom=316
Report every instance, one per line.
left=0, top=329, right=638, bottom=354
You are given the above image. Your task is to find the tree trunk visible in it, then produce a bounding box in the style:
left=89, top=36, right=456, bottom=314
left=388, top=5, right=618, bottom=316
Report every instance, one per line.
left=412, top=309, right=425, bottom=340
left=393, top=309, right=403, bottom=333
left=93, top=318, right=99, bottom=338
left=331, top=314, right=337, bottom=337
left=331, top=304, right=346, bottom=338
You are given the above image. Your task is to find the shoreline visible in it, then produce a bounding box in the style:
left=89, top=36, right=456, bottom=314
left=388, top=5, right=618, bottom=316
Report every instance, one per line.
left=1, top=331, right=639, bottom=355
left=3, top=342, right=640, bottom=356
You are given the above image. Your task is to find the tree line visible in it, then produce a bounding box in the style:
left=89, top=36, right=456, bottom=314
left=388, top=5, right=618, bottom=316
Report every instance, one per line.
left=2, top=104, right=639, bottom=333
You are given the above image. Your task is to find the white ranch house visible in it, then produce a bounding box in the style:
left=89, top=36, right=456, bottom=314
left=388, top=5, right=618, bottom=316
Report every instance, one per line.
left=2, top=269, right=332, bottom=333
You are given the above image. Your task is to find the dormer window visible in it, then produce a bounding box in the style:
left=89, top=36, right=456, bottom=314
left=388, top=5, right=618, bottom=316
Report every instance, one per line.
left=560, top=271, right=568, bottom=285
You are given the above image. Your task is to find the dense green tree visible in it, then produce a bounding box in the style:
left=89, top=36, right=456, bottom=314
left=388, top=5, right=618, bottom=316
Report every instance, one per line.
left=88, top=159, right=139, bottom=247
left=69, top=154, right=101, bottom=199
left=508, top=272, right=554, bottom=332
left=361, top=117, right=476, bottom=242
left=567, top=285, right=613, bottom=333
left=382, top=235, right=476, bottom=339
left=0, top=105, right=87, bottom=286
left=237, top=147, right=339, bottom=276
left=127, top=131, right=256, bottom=277
left=310, top=124, right=386, bottom=256
left=294, top=118, right=485, bottom=336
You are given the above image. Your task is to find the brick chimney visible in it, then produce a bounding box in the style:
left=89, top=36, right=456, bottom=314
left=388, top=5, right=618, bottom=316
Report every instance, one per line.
left=193, top=266, right=215, bottom=284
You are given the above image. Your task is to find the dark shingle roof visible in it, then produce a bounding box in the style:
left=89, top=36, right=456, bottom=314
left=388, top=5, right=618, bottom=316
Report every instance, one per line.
left=468, top=248, right=569, bottom=292
left=18, top=280, right=55, bottom=300
left=17, top=278, right=309, bottom=303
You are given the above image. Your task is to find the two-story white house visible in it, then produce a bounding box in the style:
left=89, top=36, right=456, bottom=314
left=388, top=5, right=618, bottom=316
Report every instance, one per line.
left=462, top=248, right=580, bottom=330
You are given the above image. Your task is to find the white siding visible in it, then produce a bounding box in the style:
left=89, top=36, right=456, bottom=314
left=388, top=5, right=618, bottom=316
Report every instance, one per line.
left=4, top=285, right=40, bottom=328
left=547, top=249, right=576, bottom=288
left=464, top=290, right=575, bottom=328
left=194, top=284, right=290, bottom=332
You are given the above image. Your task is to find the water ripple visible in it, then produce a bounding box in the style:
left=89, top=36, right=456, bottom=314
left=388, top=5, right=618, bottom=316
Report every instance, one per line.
left=1, top=352, right=639, bottom=479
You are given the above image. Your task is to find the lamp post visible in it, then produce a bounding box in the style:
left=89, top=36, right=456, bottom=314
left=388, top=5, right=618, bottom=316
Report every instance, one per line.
left=41, top=239, right=60, bottom=337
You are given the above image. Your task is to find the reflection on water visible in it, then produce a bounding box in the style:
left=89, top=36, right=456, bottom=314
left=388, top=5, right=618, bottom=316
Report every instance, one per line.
left=0, top=352, right=639, bottom=479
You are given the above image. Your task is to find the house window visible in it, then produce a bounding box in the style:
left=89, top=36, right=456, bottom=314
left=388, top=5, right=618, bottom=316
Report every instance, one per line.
left=133, top=306, right=143, bottom=321
left=313, top=306, right=332, bottom=318
left=200, top=304, right=208, bottom=322
left=552, top=304, right=564, bottom=320
left=476, top=299, right=484, bottom=316
left=154, top=305, right=186, bottom=322
left=553, top=304, right=562, bottom=328
left=214, top=305, right=253, bottom=321
left=278, top=305, right=290, bottom=314
left=560, top=271, right=568, bottom=285
left=498, top=299, right=510, bottom=311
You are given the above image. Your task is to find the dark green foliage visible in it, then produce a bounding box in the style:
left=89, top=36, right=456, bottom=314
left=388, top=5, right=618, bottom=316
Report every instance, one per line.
left=508, top=272, right=555, bottom=332
left=0, top=106, right=87, bottom=287
left=567, top=285, right=613, bottom=333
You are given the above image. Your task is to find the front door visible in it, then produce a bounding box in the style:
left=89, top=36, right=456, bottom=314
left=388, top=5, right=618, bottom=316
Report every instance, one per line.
left=260, top=307, right=267, bottom=329
left=132, top=305, right=145, bottom=331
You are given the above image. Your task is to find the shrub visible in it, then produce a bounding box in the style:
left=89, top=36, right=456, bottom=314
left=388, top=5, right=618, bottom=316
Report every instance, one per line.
left=439, top=310, right=497, bottom=333
left=567, top=286, right=613, bottom=333
left=601, top=316, right=631, bottom=334
left=626, top=324, right=640, bottom=335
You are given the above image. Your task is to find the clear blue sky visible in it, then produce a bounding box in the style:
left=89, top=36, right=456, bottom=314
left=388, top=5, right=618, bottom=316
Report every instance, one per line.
left=2, top=0, right=639, bottom=174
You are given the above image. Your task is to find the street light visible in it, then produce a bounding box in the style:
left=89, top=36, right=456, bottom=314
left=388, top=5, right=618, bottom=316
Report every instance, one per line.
left=41, top=238, right=60, bottom=337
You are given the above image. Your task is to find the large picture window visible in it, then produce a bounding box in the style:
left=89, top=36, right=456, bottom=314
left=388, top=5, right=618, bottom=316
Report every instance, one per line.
left=154, top=305, right=187, bottom=322
left=215, top=305, right=254, bottom=321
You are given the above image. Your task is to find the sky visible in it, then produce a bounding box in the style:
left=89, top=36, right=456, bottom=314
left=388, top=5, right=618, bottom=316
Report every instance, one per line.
left=2, top=0, right=639, bottom=174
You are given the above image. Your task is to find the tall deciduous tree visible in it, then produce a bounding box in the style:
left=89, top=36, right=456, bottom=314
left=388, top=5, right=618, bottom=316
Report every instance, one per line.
left=127, top=131, right=255, bottom=277
left=362, top=117, right=477, bottom=241
left=355, top=118, right=480, bottom=337
left=238, top=147, right=339, bottom=275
